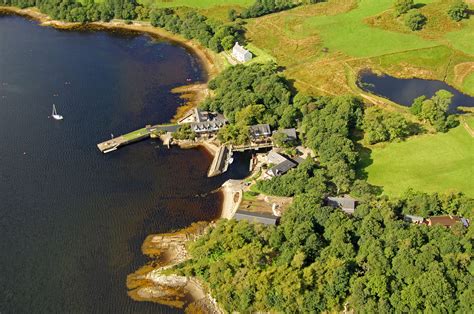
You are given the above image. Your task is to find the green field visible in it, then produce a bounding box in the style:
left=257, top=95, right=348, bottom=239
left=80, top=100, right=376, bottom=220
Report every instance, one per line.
left=301, top=0, right=436, bottom=58
left=463, top=72, right=474, bottom=96
left=140, top=0, right=253, bottom=9
left=246, top=0, right=474, bottom=96
left=364, top=120, right=474, bottom=197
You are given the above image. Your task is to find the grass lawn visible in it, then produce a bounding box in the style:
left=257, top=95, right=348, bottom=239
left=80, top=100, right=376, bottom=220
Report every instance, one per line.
left=122, top=127, right=149, bottom=141
left=363, top=122, right=474, bottom=197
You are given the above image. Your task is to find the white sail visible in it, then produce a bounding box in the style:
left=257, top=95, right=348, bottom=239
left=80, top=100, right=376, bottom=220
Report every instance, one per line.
left=52, top=104, right=63, bottom=120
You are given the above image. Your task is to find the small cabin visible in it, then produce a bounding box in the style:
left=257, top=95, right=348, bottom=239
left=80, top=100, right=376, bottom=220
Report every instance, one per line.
left=326, top=195, right=357, bottom=214
left=232, top=42, right=253, bottom=63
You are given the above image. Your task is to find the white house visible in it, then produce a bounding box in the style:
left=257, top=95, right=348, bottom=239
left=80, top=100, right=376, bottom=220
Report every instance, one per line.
left=232, top=42, right=252, bottom=63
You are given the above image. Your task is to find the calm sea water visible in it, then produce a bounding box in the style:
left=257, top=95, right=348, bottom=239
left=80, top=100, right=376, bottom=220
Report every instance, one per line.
left=358, top=70, right=474, bottom=112
left=0, top=15, right=249, bottom=313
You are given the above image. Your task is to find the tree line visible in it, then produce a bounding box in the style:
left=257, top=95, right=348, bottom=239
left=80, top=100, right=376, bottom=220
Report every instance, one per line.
left=150, top=9, right=242, bottom=52
left=2, top=0, right=143, bottom=22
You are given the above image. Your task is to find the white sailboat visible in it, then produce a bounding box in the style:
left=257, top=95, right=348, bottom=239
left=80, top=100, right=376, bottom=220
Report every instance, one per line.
left=52, top=104, right=63, bottom=120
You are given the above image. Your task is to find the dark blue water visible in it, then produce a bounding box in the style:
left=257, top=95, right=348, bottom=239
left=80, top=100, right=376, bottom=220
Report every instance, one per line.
left=0, top=15, right=249, bottom=313
left=358, top=70, right=474, bottom=112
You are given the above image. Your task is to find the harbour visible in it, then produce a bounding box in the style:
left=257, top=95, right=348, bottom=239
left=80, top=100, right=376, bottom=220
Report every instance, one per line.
left=0, top=14, right=251, bottom=313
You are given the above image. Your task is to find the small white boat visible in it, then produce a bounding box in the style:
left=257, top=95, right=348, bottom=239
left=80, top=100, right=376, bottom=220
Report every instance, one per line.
left=228, top=157, right=234, bottom=164
left=52, top=104, right=63, bottom=120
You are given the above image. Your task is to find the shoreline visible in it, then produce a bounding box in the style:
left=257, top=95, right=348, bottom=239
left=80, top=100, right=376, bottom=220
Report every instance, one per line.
left=0, top=8, right=230, bottom=311
left=0, top=6, right=220, bottom=80
left=0, top=6, right=221, bottom=117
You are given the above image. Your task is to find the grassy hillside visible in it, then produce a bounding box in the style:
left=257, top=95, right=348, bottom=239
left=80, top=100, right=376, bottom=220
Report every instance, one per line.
left=245, top=0, right=474, bottom=96
left=363, top=117, right=474, bottom=197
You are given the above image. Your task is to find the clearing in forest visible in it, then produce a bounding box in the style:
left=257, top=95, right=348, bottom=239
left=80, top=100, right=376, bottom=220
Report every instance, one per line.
left=362, top=117, right=474, bottom=198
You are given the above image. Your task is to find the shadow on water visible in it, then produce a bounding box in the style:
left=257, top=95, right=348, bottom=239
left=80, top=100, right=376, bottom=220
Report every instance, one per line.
left=357, top=70, right=474, bottom=113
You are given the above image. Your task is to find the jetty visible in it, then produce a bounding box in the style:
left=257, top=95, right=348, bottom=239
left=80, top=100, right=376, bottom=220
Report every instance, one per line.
left=97, top=127, right=150, bottom=153
left=97, top=124, right=179, bottom=153
left=207, top=145, right=231, bottom=177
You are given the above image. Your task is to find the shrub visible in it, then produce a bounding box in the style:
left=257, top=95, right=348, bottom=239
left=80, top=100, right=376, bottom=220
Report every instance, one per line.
left=404, top=10, right=427, bottom=31
left=448, top=0, right=469, bottom=21
left=394, top=0, right=414, bottom=16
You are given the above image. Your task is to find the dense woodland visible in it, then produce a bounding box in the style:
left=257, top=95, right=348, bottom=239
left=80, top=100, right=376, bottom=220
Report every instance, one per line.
left=179, top=191, right=473, bottom=312
left=150, top=9, right=242, bottom=52
left=1, top=0, right=142, bottom=22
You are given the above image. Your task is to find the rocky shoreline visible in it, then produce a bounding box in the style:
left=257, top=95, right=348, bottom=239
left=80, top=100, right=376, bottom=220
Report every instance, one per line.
left=126, top=222, right=222, bottom=313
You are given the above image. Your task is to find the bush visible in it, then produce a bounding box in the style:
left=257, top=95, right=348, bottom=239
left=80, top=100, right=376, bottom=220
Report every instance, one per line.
left=363, top=107, right=411, bottom=144
left=448, top=0, right=469, bottom=21
left=393, top=0, right=414, bottom=16
left=404, top=10, right=427, bottom=31
left=172, top=125, right=196, bottom=140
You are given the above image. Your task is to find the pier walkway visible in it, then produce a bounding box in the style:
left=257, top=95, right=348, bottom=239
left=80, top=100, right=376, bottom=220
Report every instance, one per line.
left=231, top=142, right=273, bottom=152
left=97, top=124, right=180, bottom=153
left=207, top=145, right=231, bottom=177
left=97, top=127, right=150, bottom=153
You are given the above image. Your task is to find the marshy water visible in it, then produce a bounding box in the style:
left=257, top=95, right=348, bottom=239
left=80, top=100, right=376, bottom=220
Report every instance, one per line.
left=358, top=70, right=474, bottom=112
left=0, top=15, right=249, bottom=313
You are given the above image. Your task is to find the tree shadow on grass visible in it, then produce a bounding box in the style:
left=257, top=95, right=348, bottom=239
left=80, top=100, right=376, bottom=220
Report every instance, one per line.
left=355, top=144, right=385, bottom=196
left=413, top=3, right=426, bottom=9
left=355, top=144, right=373, bottom=181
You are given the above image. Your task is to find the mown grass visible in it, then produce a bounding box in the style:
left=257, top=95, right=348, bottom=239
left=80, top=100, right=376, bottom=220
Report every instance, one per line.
left=363, top=122, right=474, bottom=197
left=122, top=127, right=149, bottom=141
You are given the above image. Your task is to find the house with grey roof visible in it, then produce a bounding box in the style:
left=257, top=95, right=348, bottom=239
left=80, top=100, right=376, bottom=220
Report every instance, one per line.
left=273, top=128, right=298, bottom=142
left=190, top=120, right=226, bottom=134
left=249, top=124, right=272, bottom=142
left=267, top=151, right=288, bottom=165
left=178, top=108, right=226, bottom=125
left=326, top=195, right=358, bottom=214
left=266, top=159, right=297, bottom=177
left=232, top=42, right=252, bottom=63
left=234, top=210, right=278, bottom=225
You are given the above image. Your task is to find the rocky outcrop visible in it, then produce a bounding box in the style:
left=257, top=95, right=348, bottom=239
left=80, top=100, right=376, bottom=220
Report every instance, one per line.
left=127, top=222, right=222, bottom=313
